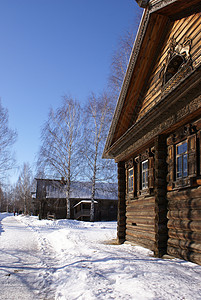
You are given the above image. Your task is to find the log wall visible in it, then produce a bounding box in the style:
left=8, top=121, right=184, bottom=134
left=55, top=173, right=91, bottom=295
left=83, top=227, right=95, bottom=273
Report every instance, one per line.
left=167, top=187, right=201, bottom=265
left=136, top=13, right=201, bottom=122
left=117, top=162, right=126, bottom=244
left=126, top=196, right=156, bottom=250
left=154, top=135, right=168, bottom=257
left=125, top=135, right=168, bottom=254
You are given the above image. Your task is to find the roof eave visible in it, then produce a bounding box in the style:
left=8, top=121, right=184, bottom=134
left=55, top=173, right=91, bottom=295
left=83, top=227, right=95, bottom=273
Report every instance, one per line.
left=102, top=8, right=150, bottom=158
left=135, top=0, right=149, bottom=8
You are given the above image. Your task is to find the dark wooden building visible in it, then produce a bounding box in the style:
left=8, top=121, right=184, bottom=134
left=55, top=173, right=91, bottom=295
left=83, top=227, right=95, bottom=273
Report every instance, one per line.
left=103, top=0, right=201, bottom=264
left=34, top=179, right=118, bottom=221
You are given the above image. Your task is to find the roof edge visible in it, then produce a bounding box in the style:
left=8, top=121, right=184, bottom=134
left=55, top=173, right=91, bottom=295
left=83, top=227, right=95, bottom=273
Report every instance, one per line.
left=135, top=0, right=149, bottom=8
left=103, top=9, right=150, bottom=158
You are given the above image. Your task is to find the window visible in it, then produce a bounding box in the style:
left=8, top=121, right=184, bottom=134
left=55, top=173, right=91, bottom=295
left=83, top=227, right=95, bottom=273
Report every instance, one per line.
left=167, top=127, right=198, bottom=190
left=128, top=167, right=134, bottom=193
left=126, top=151, right=154, bottom=196
left=176, top=141, right=188, bottom=179
left=142, top=160, right=148, bottom=190
left=164, top=54, right=185, bottom=84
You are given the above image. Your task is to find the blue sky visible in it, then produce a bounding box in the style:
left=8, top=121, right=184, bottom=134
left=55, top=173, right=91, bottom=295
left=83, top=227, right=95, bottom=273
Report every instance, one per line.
left=0, top=0, right=142, bottom=184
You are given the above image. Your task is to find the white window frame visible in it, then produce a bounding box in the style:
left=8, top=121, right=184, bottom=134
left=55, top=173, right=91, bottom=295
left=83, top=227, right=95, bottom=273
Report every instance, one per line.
left=128, top=167, right=134, bottom=193
left=142, top=159, right=148, bottom=190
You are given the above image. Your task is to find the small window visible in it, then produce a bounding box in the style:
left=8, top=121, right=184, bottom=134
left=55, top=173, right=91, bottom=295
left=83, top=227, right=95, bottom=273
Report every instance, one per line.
left=128, top=167, right=134, bottom=193
left=176, top=141, right=188, bottom=179
left=142, top=160, right=148, bottom=190
left=164, top=54, right=185, bottom=84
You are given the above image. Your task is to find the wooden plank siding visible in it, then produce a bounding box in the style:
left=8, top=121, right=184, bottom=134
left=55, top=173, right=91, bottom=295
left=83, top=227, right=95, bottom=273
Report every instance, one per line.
left=125, top=196, right=156, bottom=250
left=111, top=13, right=169, bottom=144
left=136, top=13, right=201, bottom=122
left=167, top=187, right=201, bottom=265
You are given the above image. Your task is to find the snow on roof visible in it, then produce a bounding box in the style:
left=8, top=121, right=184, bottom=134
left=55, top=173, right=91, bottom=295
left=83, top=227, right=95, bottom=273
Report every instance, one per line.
left=39, top=180, right=118, bottom=200
left=73, top=200, right=98, bottom=208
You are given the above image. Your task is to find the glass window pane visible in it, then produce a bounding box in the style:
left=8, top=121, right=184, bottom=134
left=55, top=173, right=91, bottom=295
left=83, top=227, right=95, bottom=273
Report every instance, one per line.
left=146, top=170, right=148, bottom=187
left=176, top=141, right=188, bottom=179
left=183, top=154, right=188, bottom=177
left=177, top=156, right=182, bottom=178
left=128, top=168, right=134, bottom=192
left=177, top=142, right=187, bottom=155
left=142, top=160, right=148, bottom=190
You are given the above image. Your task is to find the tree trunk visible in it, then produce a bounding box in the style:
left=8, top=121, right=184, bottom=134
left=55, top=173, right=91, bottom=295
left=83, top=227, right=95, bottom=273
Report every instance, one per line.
left=66, top=188, right=70, bottom=219
left=90, top=182, right=95, bottom=222
left=90, top=150, right=97, bottom=222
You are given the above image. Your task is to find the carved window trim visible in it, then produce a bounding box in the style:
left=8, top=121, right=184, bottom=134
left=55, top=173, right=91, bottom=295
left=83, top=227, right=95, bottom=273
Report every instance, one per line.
left=164, top=54, right=185, bottom=84
left=125, top=148, right=154, bottom=197
left=160, top=37, right=193, bottom=95
left=125, top=159, right=135, bottom=195
left=167, top=124, right=197, bottom=190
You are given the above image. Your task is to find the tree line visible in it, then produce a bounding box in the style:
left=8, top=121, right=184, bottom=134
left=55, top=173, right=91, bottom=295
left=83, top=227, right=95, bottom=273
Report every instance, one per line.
left=0, top=20, right=140, bottom=220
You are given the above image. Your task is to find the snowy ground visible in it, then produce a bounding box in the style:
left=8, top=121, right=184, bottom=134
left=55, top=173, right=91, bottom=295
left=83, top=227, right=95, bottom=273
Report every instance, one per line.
left=1, top=213, right=201, bottom=300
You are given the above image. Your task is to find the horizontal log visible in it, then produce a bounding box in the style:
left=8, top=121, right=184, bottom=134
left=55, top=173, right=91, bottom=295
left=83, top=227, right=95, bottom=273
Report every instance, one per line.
left=126, top=235, right=155, bottom=251
left=126, top=197, right=155, bottom=206
left=168, top=229, right=201, bottom=242
left=127, top=222, right=154, bottom=233
left=168, top=219, right=201, bottom=232
left=168, top=238, right=201, bottom=253
left=126, top=224, right=154, bottom=233
left=126, top=203, right=155, bottom=211
left=126, top=228, right=156, bottom=242
left=126, top=216, right=155, bottom=226
left=126, top=211, right=155, bottom=219
left=126, top=206, right=155, bottom=216
left=168, top=199, right=201, bottom=210
left=167, top=187, right=201, bottom=201
left=167, top=246, right=201, bottom=265
left=167, top=209, right=201, bottom=221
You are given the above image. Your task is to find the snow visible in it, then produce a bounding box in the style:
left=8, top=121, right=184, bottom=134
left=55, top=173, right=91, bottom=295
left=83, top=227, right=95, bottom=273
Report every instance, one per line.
left=44, top=180, right=118, bottom=200
left=1, top=213, right=201, bottom=299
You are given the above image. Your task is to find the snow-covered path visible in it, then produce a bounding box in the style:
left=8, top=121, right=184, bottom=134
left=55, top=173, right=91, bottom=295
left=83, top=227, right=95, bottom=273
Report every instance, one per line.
left=0, top=214, right=57, bottom=299
left=1, top=213, right=201, bottom=300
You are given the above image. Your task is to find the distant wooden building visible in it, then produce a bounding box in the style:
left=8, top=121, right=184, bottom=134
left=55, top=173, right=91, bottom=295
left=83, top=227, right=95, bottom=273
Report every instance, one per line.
left=34, top=179, right=118, bottom=221
left=103, top=0, right=201, bottom=264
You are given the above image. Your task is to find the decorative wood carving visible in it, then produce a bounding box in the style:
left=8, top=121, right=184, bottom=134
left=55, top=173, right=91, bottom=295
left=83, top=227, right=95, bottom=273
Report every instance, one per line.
left=149, top=0, right=177, bottom=13
left=113, top=84, right=201, bottom=161
left=125, top=159, right=134, bottom=169
left=160, top=37, right=193, bottom=95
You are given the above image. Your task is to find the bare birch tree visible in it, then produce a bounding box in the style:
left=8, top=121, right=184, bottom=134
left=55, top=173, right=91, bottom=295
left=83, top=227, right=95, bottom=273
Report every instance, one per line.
left=15, top=163, right=33, bottom=215
left=37, top=96, right=82, bottom=219
left=0, top=100, right=17, bottom=180
left=82, top=93, right=117, bottom=222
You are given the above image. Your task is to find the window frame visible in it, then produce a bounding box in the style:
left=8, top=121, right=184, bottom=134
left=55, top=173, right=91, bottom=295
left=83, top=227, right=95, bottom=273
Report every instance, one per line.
left=176, top=140, right=188, bottom=179
left=141, top=159, right=149, bottom=190
left=127, top=167, right=134, bottom=194
left=167, top=126, right=198, bottom=190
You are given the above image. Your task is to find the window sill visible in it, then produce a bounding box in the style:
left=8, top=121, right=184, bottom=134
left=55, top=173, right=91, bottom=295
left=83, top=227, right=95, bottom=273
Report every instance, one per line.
left=168, top=176, right=198, bottom=191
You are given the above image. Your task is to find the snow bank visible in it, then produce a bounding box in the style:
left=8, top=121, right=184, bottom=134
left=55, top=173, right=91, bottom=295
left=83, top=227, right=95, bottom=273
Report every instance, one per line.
left=1, top=214, right=201, bottom=299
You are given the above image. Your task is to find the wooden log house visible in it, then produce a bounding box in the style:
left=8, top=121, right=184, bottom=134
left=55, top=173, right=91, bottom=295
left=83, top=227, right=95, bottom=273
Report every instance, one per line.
left=103, top=0, right=201, bottom=264
left=35, top=179, right=118, bottom=221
